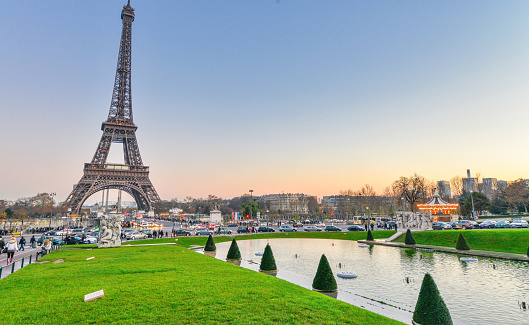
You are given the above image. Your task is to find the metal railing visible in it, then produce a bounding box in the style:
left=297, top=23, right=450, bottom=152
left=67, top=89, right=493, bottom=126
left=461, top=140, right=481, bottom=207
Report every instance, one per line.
left=0, top=243, right=62, bottom=280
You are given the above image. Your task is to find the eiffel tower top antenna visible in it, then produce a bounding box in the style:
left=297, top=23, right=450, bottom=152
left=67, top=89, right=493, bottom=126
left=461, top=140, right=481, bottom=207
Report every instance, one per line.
left=107, top=1, right=135, bottom=125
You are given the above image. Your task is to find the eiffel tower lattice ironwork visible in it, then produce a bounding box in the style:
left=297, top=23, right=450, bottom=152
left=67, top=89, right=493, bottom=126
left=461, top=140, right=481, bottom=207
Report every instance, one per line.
left=65, top=1, right=160, bottom=214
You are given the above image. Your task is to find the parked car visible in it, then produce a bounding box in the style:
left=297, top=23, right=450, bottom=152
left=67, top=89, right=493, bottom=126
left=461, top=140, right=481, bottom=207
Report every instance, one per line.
left=304, top=226, right=323, bottom=232
left=258, top=226, right=275, bottom=232
left=325, top=225, right=342, bottom=232
left=37, top=236, right=64, bottom=245
left=237, top=226, right=249, bottom=234
left=432, top=222, right=452, bottom=230
left=452, top=220, right=476, bottom=230
left=510, top=220, right=529, bottom=228
left=293, top=222, right=303, bottom=228
left=127, top=231, right=147, bottom=240
left=195, top=228, right=214, bottom=236
left=494, top=220, right=511, bottom=228
left=227, top=223, right=238, bottom=227
left=70, top=229, right=85, bottom=236
left=65, top=235, right=84, bottom=245
left=141, top=229, right=154, bottom=238
left=83, top=235, right=98, bottom=244
left=174, top=229, right=191, bottom=236
left=279, top=226, right=297, bottom=232
left=347, top=225, right=365, bottom=231
left=479, top=220, right=496, bottom=229
left=216, top=227, right=232, bottom=235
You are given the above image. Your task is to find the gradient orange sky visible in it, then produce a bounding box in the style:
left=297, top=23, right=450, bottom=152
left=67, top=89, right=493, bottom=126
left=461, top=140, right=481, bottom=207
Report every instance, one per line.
left=1, top=1, right=528, bottom=203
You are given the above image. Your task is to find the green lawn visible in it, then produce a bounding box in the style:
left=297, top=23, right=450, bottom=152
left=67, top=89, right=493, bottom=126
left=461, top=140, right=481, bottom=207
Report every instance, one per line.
left=123, top=230, right=396, bottom=248
left=393, top=229, right=529, bottom=254
left=0, top=245, right=403, bottom=325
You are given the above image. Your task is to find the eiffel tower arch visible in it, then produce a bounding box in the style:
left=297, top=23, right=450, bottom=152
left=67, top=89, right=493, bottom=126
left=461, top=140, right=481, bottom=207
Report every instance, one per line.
left=65, top=1, right=160, bottom=214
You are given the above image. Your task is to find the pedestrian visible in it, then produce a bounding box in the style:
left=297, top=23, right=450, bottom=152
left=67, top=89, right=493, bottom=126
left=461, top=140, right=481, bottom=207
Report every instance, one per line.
left=370, top=223, right=374, bottom=231
left=0, top=237, right=5, bottom=253
left=43, top=238, right=52, bottom=255
left=394, top=223, right=398, bottom=232
left=81, top=233, right=86, bottom=243
left=6, top=236, right=18, bottom=265
left=19, top=236, right=26, bottom=251
left=30, top=235, right=36, bottom=248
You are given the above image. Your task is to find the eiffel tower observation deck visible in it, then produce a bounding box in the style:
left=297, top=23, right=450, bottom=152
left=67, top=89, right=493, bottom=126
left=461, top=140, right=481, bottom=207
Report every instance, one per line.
left=65, top=1, right=161, bottom=214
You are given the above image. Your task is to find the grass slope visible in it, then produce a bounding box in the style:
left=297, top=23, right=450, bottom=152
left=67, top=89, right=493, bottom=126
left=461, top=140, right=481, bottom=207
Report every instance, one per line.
left=393, top=229, right=529, bottom=254
left=124, top=230, right=396, bottom=248
left=0, top=245, right=403, bottom=325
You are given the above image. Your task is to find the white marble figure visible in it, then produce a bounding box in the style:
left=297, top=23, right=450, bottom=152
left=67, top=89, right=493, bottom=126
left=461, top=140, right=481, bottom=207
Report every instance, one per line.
left=396, top=212, right=432, bottom=230
left=99, top=215, right=122, bottom=248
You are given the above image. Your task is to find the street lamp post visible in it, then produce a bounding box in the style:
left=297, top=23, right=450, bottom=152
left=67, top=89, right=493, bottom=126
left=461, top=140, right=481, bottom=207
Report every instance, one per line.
left=249, top=190, right=254, bottom=222
left=366, top=206, right=370, bottom=230
left=470, top=191, right=476, bottom=221
left=49, top=192, right=56, bottom=229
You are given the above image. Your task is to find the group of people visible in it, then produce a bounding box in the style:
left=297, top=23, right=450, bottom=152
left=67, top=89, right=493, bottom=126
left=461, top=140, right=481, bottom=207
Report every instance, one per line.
left=0, top=235, right=53, bottom=265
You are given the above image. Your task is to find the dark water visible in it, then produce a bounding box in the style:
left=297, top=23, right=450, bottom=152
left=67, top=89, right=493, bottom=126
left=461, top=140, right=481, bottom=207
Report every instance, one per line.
left=214, top=238, right=529, bottom=325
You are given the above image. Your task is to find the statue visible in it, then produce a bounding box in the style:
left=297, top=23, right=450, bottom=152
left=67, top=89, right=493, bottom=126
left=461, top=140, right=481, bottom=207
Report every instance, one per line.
left=99, top=214, right=122, bottom=248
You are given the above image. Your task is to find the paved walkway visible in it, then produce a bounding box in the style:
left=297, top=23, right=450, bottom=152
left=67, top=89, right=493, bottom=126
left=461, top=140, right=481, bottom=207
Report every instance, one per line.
left=359, top=238, right=529, bottom=262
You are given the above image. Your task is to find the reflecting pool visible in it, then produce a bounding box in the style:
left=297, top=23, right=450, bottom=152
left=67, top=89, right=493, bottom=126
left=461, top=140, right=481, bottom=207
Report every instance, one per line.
left=214, top=238, right=529, bottom=325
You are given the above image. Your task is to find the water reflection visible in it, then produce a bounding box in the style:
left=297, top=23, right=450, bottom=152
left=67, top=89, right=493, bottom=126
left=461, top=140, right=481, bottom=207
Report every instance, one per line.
left=214, top=238, right=529, bottom=325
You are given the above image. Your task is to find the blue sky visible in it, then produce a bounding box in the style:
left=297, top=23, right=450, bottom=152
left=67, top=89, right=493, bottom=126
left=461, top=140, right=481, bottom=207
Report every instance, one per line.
left=1, top=1, right=529, bottom=203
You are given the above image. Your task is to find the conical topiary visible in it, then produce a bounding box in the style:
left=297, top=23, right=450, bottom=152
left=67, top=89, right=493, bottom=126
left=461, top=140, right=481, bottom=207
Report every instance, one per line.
left=455, top=233, right=470, bottom=250
left=405, top=229, right=416, bottom=245
left=204, top=235, right=216, bottom=252
left=366, top=229, right=374, bottom=241
left=413, top=273, right=453, bottom=325
left=226, top=239, right=241, bottom=260
left=312, top=254, right=337, bottom=292
left=260, top=244, right=277, bottom=272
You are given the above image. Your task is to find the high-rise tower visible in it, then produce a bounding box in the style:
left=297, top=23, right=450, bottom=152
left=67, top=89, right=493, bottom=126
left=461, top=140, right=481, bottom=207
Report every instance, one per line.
left=64, top=1, right=160, bottom=214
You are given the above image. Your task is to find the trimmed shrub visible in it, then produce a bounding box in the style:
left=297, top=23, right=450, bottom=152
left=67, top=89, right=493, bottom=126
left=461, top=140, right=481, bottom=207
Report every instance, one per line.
left=204, top=235, right=216, bottom=252
left=405, top=229, right=416, bottom=245
left=260, top=244, right=277, bottom=272
left=413, top=273, right=453, bottom=325
left=527, top=245, right=529, bottom=258
left=455, top=233, right=470, bottom=250
left=312, top=254, right=337, bottom=292
left=366, top=229, right=374, bottom=241
left=226, top=239, right=241, bottom=260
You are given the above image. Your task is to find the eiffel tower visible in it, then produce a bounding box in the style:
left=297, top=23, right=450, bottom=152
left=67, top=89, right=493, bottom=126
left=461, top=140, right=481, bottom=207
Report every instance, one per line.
left=65, top=1, right=160, bottom=214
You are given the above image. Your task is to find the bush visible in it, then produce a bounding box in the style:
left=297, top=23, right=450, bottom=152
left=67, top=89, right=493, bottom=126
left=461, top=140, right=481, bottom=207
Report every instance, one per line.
left=527, top=245, right=529, bottom=258
left=204, top=235, right=216, bottom=252
left=312, top=254, right=337, bottom=292
left=366, top=230, right=374, bottom=241
left=405, top=229, right=416, bottom=245
left=455, top=233, right=470, bottom=250
left=413, top=273, right=453, bottom=325
left=260, top=244, right=277, bottom=272
left=226, top=239, right=241, bottom=260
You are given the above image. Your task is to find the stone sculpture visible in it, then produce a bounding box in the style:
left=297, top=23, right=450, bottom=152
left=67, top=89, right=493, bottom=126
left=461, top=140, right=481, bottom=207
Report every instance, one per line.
left=98, top=214, right=122, bottom=248
left=396, top=212, right=432, bottom=230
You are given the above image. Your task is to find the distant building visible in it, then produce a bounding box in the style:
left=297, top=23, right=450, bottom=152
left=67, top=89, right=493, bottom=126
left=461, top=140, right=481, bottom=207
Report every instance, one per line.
left=437, top=180, right=451, bottom=200
left=497, top=180, right=508, bottom=192
left=481, top=178, right=498, bottom=200
left=462, top=177, right=478, bottom=193
left=259, top=193, right=314, bottom=215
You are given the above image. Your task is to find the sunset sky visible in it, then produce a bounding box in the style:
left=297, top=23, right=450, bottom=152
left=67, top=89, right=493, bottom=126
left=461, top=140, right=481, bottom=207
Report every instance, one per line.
left=1, top=1, right=529, bottom=204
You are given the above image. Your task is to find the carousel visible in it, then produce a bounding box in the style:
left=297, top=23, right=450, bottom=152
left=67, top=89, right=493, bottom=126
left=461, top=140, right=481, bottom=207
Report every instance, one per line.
left=416, top=190, right=459, bottom=222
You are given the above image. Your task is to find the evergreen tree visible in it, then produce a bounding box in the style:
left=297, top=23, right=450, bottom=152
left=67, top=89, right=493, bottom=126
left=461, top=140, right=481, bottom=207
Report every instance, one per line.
left=413, top=273, right=453, bottom=325
left=226, top=239, right=241, bottom=260
left=260, top=244, right=277, bottom=272
left=366, top=229, right=374, bottom=241
left=312, top=254, right=337, bottom=292
left=405, top=229, right=416, bottom=245
left=455, top=233, right=470, bottom=250
left=204, top=235, right=216, bottom=252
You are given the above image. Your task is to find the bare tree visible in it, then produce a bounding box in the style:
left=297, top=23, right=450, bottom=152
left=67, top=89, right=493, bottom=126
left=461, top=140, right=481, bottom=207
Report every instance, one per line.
left=450, top=176, right=463, bottom=197
left=504, top=179, right=529, bottom=213
left=392, top=173, right=429, bottom=212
